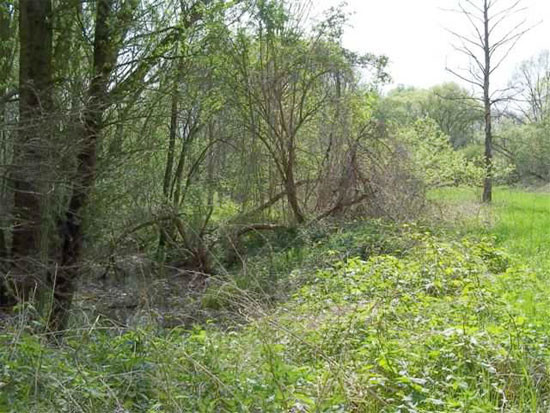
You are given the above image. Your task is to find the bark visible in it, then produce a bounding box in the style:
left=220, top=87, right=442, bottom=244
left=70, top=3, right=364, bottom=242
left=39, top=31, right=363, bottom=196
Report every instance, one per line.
left=285, top=145, right=305, bottom=224
left=0, top=230, right=5, bottom=262
left=11, top=0, right=53, bottom=301
left=48, top=0, right=116, bottom=331
left=482, top=95, right=493, bottom=203
left=0, top=4, right=15, bottom=303
left=482, top=0, right=493, bottom=203
left=0, top=4, right=15, bottom=84
left=285, top=176, right=305, bottom=224
left=158, top=79, right=179, bottom=255
left=163, top=86, right=179, bottom=199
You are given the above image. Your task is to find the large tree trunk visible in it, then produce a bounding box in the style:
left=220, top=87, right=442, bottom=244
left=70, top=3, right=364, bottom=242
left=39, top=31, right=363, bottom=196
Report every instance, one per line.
left=48, top=0, right=115, bottom=331
left=11, top=0, right=53, bottom=301
left=0, top=10, right=13, bottom=306
left=0, top=4, right=16, bottom=283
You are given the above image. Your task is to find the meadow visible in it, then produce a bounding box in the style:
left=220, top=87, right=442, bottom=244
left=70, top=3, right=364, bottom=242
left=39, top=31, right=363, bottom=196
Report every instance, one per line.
left=432, top=187, right=550, bottom=329
left=431, top=187, right=550, bottom=267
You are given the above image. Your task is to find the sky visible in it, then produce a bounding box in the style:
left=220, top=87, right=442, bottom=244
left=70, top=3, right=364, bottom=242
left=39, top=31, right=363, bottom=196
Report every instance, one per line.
left=312, top=0, right=550, bottom=91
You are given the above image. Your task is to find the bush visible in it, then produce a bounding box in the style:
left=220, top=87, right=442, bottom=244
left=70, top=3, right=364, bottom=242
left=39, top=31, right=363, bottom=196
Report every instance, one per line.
left=1, top=225, right=547, bottom=412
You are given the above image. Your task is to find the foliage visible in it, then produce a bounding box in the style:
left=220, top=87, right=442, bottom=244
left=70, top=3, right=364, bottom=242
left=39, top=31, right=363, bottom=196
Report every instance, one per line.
left=499, top=121, right=550, bottom=183
left=377, top=83, right=483, bottom=148
left=2, top=1, right=550, bottom=411
left=396, top=118, right=484, bottom=188
left=1, top=219, right=549, bottom=412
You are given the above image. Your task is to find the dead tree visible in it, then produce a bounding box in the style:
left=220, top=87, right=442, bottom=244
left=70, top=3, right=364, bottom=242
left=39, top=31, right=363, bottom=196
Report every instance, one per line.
left=447, top=0, right=532, bottom=203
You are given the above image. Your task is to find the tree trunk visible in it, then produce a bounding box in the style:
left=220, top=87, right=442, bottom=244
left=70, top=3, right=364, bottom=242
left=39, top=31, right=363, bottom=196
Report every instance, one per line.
left=48, top=0, right=115, bottom=331
left=284, top=147, right=305, bottom=224
left=158, top=79, right=179, bottom=256
left=0, top=4, right=15, bottom=304
left=482, top=95, right=493, bottom=203
left=11, top=0, right=53, bottom=301
left=482, top=0, right=492, bottom=204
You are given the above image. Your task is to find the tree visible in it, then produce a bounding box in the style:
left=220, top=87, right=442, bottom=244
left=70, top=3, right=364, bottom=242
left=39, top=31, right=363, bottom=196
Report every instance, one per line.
left=46, top=0, right=120, bottom=331
left=378, top=83, right=483, bottom=148
left=396, top=118, right=484, bottom=188
left=0, top=1, right=17, bottom=270
left=229, top=1, right=322, bottom=223
left=157, top=0, right=227, bottom=269
left=447, top=0, right=531, bottom=202
left=499, top=121, right=550, bottom=182
left=11, top=0, right=53, bottom=301
left=512, top=50, right=550, bottom=123
left=495, top=51, right=550, bottom=183
left=4, top=0, right=169, bottom=329
left=426, top=83, right=483, bottom=148
left=228, top=1, right=384, bottom=223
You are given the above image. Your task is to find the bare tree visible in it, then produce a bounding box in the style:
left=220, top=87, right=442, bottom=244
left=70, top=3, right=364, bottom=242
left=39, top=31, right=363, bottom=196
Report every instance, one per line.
left=512, top=50, right=550, bottom=123
left=447, top=0, right=531, bottom=202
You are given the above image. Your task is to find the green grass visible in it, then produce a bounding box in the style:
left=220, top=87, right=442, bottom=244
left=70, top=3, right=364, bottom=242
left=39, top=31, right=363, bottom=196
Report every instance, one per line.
left=432, top=186, right=550, bottom=344
left=492, top=190, right=550, bottom=269
left=430, top=187, right=550, bottom=264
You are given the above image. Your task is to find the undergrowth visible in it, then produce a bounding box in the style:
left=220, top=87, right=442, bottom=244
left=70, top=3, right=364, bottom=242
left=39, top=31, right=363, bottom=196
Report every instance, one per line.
left=1, top=218, right=549, bottom=412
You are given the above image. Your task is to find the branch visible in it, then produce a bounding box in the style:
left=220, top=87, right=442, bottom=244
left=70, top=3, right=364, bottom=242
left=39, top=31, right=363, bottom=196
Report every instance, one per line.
left=312, top=194, right=370, bottom=223
left=236, top=224, right=287, bottom=238
left=231, top=180, right=313, bottom=223
left=446, top=67, right=484, bottom=88
left=108, top=29, right=181, bottom=101
left=493, top=142, right=514, bottom=160
left=115, top=214, right=184, bottom=244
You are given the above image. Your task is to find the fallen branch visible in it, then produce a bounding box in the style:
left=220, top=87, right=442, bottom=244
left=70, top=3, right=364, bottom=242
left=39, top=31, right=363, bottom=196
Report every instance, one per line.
left=311, top=194, right=370, bottom=223
left=236, top=223, right=287, bottom=237
left=231, top=180, right=312, bottom=223
left=115, top=214, right=183, bottom=244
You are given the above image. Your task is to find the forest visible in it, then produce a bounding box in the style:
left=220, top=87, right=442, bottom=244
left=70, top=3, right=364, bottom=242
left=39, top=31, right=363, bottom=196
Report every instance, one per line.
left=1, top=0, right=550, bottom=411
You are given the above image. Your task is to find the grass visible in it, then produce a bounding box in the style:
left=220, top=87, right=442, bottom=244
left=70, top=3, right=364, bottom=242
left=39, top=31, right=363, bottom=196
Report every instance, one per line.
left=2, top=188, right=550, bottom=412
left=432, top=186, right=550, bottom=345
left=430, top=187, right=550, bottom=267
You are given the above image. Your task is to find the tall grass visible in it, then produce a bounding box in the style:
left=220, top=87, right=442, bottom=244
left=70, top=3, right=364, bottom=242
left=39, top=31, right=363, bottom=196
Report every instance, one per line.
left=432, top=186, right=550, bottom=341
left=431, top=187, right=550, bottom=264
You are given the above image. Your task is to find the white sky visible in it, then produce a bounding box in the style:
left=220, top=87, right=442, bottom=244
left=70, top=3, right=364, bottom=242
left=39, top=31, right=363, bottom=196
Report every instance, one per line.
left=312, top=0, right=550, bottom=91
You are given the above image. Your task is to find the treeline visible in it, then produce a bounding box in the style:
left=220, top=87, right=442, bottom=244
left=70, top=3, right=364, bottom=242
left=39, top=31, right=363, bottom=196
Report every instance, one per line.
left=379, top=51, right=550, bottom=186
left=0, top=0, right=544, bottom=332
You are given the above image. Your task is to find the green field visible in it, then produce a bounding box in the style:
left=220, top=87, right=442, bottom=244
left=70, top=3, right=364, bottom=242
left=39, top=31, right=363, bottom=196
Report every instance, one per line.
left=431, top=187, right=550, bottom=268
left=432, top=187, right=550, bottom=347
